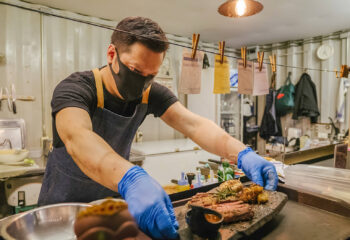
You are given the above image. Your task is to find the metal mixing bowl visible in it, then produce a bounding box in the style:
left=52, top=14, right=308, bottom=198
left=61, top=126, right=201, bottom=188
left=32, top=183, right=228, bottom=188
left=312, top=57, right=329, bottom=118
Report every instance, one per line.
left=1, top=203, right=91, bottom=240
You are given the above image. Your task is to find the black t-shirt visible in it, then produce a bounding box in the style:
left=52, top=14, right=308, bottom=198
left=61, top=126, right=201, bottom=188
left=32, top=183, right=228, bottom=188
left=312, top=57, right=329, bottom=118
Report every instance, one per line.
left=51, top=69, right=178, bottom=147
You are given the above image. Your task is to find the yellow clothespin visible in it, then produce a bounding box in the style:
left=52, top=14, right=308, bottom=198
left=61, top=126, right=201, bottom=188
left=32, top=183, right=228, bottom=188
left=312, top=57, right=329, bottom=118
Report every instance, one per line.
left=241, top=47, right=247, bottom=68
left=269, top=54, right=276, bottom=73
left=191, top=34, right=200, bottom=59
left=219, top=41, right=225, bottom=64
left=257, top=51, right=264, bottom=72
left=335, top=69, right=340, bottom=78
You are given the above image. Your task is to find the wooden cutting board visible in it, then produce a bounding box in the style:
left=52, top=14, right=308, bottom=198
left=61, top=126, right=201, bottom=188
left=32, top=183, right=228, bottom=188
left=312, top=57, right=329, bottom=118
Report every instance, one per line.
left=174, top=191, right=288, bottom=240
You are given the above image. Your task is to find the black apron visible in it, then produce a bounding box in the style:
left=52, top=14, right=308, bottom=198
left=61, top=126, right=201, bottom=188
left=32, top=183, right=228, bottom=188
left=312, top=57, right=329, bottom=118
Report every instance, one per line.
left=38, top=68, right=151, bottom=205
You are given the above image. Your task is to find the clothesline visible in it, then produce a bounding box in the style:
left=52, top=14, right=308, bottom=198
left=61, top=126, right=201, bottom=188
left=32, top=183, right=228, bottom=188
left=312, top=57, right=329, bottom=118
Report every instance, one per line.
left=1, top=1, right=344, bottom=74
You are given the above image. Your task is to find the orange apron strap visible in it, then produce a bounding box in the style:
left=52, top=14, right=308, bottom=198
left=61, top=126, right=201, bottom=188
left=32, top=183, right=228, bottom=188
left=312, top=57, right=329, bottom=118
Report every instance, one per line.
left=92, top=68, right=104, bottom=109
left=142, top=85, right=152, bottom=104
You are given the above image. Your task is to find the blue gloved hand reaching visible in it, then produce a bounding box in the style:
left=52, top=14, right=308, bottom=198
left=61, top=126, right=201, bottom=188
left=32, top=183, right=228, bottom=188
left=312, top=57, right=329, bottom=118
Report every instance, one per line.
left=237, top=147, right=278, bottom=191
left=118, top=166, right=179, bottom=239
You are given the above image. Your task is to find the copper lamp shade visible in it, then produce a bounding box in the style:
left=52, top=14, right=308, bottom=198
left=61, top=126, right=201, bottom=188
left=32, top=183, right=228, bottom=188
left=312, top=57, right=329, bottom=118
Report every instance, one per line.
left=218, top=0, right=263, bottom=18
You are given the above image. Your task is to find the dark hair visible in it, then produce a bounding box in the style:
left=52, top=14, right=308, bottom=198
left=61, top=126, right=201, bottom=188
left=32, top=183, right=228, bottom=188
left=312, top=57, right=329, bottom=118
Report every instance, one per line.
left=111, top=17, right=169, bottom=53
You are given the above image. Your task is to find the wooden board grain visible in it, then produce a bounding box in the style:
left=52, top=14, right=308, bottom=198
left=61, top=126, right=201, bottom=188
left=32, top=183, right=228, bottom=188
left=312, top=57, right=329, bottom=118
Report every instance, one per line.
left=175, top=191, right=288, bottom=240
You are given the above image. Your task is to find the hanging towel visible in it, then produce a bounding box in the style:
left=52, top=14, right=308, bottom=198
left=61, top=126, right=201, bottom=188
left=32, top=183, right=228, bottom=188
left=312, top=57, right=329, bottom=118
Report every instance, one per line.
left=238, top=60, right=269, bottom=96
left=213, top=55, right=230, bottom=94
left=179, top=49, right=204, bottom=94
left=336, top=78, right=349, bottom=123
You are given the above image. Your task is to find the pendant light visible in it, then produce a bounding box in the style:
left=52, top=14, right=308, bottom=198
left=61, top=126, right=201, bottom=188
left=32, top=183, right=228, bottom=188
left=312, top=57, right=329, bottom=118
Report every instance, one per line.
left=218, top=0, right=263, bottom=18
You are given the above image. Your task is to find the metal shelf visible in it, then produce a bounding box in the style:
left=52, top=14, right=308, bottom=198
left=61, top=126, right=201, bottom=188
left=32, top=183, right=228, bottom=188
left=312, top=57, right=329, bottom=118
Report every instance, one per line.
left=220, top=112, right=240, bottom=115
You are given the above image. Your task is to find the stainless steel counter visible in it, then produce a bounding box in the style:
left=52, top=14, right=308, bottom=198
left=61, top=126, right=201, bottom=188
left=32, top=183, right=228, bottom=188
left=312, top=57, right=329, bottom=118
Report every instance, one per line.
left=243, top=200, right=350, bottom=240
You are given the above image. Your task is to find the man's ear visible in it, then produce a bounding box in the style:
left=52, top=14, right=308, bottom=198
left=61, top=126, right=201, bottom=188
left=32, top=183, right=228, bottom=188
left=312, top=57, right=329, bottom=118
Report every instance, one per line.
left=107, top=44, right=116, bottom=64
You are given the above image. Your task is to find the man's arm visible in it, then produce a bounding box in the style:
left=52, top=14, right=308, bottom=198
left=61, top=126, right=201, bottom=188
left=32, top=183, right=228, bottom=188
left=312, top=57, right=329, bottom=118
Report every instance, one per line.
left=161, top=102, right=278, bottom=190
left=161, top=102, right=246, bottom=163
left=56, top=107, right=133, bottom=191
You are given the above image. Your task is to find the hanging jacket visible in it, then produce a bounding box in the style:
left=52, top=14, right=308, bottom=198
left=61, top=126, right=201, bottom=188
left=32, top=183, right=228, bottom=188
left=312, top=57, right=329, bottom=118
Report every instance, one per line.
left=292, top=73, right=320, bottom=123
left=259, top=73, right=282, bottom=140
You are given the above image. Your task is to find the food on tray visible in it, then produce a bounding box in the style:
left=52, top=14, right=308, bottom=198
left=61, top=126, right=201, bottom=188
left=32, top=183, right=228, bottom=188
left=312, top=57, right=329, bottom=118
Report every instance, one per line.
left=257, top=191, right=269, bottom=204
left=187, top=180, right=269, bottom=223
left=210, top=201, right=254, bottom=223
left=218, top=179, right=243, bottom=193
left=238, top=184, right=264, bottom=204
left=74, top=199, right=150, bottom=240
left=189, top=192, right=218, bottom=207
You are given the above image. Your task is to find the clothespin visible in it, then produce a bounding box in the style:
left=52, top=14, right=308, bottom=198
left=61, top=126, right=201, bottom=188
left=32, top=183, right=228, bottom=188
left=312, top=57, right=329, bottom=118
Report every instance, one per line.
left=335, top=69, right=340, bottom=78
left=191, top=34, right=200, bottom=59
left=241, top=47, right=247, bottom=68
left=335, top=65, right=349, bottom=78
left=257, top=51, right=264, bottom=71
left=340, top=65, right=349, bottom=78
left=269, top=54, right=276, bottom=73
left=219, top=41, right=225, bottom=64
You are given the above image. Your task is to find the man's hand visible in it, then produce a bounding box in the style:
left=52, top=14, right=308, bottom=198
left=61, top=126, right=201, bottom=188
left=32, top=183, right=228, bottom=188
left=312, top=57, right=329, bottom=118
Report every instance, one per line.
left=118, top=166, right=179, bottom=239
left=238, top=148, right=278, bottom=191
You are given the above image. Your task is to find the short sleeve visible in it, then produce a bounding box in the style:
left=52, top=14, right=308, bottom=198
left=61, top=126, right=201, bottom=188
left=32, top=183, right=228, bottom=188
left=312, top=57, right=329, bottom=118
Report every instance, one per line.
left=148, top=82, right=178, bottom=117
left=51, top=71, right=97, bottom=118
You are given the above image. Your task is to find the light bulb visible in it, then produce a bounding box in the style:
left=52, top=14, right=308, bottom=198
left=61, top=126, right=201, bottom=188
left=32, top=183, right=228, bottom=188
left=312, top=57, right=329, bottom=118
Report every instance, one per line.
left=235, top=0, right=247, bottom=16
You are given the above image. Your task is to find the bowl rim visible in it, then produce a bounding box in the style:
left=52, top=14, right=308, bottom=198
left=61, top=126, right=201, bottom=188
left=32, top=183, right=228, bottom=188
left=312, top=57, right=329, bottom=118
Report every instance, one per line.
left=1, top=202, right=92, bottom=240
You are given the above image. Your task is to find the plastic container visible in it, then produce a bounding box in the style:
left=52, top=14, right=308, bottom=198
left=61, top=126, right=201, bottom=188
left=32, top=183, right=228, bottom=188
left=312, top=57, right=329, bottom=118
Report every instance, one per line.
left=284, top=164, right=350, bottom=203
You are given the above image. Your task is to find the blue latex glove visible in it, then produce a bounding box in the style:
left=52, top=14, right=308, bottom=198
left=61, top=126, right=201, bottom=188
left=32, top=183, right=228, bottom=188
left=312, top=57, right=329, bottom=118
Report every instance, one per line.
left=237, top=147, right=278, bottom=191
left=118, top=166, right=179, bottom=239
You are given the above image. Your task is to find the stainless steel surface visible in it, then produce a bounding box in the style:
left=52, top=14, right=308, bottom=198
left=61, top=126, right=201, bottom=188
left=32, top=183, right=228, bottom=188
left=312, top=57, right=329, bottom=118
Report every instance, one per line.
left=245, top=200, right=350, bottom=240
left=0, top=119, right=26, bottom=149
left=1, top=203, right=91, bottom=240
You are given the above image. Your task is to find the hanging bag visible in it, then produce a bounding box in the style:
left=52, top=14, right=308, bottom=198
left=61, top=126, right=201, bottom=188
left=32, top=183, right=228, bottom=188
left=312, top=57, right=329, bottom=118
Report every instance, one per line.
left=276, top=72, right=295, bottom=116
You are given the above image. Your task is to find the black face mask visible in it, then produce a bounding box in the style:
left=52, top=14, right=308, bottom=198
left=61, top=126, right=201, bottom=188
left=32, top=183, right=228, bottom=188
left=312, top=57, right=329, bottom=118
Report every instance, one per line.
left=109, top=47, right=154, bottom=101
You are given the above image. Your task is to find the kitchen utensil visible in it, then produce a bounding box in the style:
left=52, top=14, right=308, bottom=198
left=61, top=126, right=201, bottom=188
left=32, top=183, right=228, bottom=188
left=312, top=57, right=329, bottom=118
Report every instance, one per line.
left=1, top=203, right=91, bottom=240
left=11, top=84, right=16, bottom=114
left=185, top=205, right=223, bottom=238
left=4, top=87, right=12, bottom=112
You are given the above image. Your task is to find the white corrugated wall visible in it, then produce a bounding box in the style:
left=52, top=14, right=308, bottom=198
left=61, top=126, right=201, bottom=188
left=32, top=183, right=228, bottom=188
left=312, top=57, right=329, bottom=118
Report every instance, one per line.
left=0, top=2, right=42, bottom=150
left=0, top=0, right=349, bottom=152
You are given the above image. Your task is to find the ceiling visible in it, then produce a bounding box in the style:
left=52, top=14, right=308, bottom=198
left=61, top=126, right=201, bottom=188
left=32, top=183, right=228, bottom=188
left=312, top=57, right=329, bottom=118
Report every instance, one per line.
left=25, top=0, right=350, bottom=48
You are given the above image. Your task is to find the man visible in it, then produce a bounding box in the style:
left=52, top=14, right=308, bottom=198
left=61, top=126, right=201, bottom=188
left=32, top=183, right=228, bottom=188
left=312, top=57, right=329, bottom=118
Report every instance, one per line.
left=38, top=16, right=278, bottom=239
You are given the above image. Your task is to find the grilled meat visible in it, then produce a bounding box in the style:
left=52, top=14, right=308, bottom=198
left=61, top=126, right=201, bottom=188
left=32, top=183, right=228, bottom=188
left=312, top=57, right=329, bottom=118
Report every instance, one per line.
left=188, top=192, right=218, bottom=207
left=188, top=193, right=254, bottom=223
left=210, top=201, right=254, bottom=223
